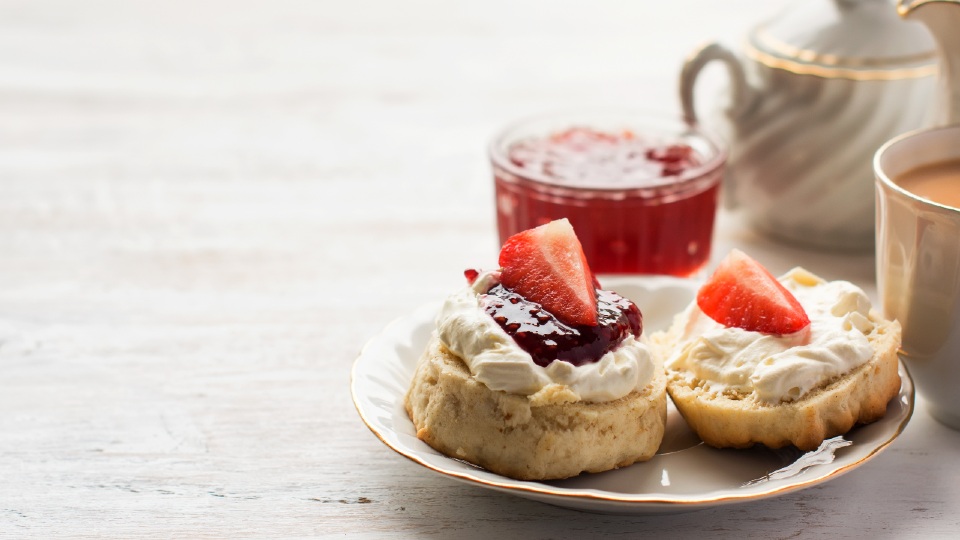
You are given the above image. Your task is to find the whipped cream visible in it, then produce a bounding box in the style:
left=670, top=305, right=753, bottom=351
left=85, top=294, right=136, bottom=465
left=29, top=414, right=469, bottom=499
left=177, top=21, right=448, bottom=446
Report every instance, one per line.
left=666, top=268, right=876, bottom=403
left=435, top=271, right=654, bottom=403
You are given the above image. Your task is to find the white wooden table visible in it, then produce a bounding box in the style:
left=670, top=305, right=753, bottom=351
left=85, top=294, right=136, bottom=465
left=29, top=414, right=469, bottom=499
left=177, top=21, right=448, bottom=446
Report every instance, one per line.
left=1, top=0, right=958, bottom=537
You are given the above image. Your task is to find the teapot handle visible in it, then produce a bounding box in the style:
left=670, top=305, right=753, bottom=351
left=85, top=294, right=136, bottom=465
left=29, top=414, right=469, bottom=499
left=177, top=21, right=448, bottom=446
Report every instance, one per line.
left=680, top=42, right=755, bottom=209
left=680, top=42, right=754, bottom=125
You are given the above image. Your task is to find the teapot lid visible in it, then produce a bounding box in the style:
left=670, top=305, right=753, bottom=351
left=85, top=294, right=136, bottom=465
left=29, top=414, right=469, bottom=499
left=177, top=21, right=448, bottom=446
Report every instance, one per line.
left=747, top=0, right=936, bottom=79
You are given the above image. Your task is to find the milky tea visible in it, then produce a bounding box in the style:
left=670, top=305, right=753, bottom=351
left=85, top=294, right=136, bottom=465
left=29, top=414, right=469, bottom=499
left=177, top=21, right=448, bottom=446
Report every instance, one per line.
left=893, top=159, right=960, bottom=209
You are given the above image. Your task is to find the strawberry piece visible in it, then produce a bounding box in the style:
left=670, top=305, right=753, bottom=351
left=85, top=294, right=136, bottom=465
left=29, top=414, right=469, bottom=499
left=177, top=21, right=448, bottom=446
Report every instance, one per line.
left=697, top=249, right=810, bottom=335
left=498, top=218, right=598, bottom=327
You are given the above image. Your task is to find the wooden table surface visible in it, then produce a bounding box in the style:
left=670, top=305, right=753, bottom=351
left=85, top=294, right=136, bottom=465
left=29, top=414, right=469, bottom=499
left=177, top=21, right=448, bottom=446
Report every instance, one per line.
left=1, top=0, right=958, bottom=537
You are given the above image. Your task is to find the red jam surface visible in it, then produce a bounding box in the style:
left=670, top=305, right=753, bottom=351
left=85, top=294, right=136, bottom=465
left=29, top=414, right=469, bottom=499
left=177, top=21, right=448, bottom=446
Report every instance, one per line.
left=507, top=127, right=698, bottom=183
left=480, top=283, right=642, bottom=367
left=495, top=127, right=721, bottom=276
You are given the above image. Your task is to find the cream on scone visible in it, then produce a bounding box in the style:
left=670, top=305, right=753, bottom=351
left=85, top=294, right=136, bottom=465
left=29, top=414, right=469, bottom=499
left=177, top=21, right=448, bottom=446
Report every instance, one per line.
left=652, top=251, right=901, bottom=451
left=405, top=219, right=666, bottom=480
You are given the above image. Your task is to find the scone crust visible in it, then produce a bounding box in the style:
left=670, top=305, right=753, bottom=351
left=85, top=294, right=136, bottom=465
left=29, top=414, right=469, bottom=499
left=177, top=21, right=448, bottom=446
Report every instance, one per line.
left=653, top=314, right=901, bottom=451
left=404, top=336, right=667, bottom=480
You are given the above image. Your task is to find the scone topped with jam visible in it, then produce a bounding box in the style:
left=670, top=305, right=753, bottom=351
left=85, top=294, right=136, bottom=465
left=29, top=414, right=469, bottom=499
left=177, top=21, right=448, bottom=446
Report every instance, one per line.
left=652, top=250, right=901, bottom=451
left=405, top=219, right=666, bottom=480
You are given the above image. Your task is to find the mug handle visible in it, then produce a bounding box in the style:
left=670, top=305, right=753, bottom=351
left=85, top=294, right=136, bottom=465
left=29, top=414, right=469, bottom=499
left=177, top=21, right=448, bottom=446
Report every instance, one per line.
left=679, top=42, right=754, bottom=125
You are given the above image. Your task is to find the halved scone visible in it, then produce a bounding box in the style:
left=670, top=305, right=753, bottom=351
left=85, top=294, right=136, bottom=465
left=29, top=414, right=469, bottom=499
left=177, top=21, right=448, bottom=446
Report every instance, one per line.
left=404, top=219, right=672, bottom=480
left=649, top=254, right=902, bottom=452
left=651, top=313, right=900, bottom=451
left=406, top=337, right=666, bottom=480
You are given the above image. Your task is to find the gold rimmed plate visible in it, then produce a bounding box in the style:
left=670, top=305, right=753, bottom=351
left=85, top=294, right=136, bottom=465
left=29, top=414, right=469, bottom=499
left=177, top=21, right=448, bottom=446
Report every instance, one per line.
left=351, top=276, right=914, bottom=514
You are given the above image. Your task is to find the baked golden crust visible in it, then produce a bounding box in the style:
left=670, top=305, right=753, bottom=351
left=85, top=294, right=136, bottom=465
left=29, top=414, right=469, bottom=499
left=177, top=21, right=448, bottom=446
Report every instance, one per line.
left=404, top=337, right=666, bottom=480
left=651, top=314, right=901, bottom=451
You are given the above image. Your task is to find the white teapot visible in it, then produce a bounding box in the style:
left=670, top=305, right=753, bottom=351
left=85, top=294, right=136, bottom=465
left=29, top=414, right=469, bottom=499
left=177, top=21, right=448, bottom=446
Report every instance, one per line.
left=681, top=0, right=937, bottom=251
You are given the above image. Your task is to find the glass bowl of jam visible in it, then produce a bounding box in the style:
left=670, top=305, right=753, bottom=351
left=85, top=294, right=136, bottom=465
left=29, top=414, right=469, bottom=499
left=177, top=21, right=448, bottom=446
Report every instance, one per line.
left=490, top=111, right=727, bottom=276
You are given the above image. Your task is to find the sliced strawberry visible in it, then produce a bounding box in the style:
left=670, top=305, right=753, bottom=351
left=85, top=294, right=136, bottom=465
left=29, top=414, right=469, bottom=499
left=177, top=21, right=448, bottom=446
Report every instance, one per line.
left=498, top=218, right=598, bottom=327
left=697, top=249, right=810, bottom=335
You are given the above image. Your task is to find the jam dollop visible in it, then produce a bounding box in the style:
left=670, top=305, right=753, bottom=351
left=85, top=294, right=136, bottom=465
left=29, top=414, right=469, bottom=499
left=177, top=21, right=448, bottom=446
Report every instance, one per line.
left=480, top=284, right=642, bottom=367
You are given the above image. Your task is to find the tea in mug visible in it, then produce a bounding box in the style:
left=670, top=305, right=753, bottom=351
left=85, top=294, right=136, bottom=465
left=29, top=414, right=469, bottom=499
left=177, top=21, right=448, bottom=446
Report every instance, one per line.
left=894, top=159, right=960, bottom=209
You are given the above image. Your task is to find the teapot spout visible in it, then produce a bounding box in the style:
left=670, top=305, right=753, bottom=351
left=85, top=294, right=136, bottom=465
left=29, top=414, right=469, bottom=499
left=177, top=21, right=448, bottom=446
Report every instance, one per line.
left=899, top=0, right=960, bottom=125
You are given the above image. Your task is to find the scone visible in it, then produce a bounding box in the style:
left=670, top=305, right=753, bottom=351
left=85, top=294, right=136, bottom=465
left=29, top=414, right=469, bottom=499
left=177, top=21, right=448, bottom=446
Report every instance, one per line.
left=406, top=337, right=666, bottom=480
left=651, top=250, right=901, bottom=451
left=405, top=219, right=667, bottom=480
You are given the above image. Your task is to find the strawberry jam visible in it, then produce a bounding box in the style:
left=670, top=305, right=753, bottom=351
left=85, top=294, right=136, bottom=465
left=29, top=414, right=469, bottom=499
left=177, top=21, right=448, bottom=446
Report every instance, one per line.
left=507, top=127, right=698, bottom=183
left=481, top=284, right=642, bottom=367
left=492, top=123, right=725, bottom=276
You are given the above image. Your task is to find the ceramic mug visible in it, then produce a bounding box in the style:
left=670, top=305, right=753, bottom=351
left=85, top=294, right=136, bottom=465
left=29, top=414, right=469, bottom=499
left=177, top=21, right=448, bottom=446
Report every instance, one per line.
left=875, top=125, right=960, bottom=430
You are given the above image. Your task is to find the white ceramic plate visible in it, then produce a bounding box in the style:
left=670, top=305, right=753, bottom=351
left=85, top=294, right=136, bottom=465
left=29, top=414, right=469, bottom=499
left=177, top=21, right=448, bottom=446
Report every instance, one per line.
left=351, top=276, right=914, bottom=514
